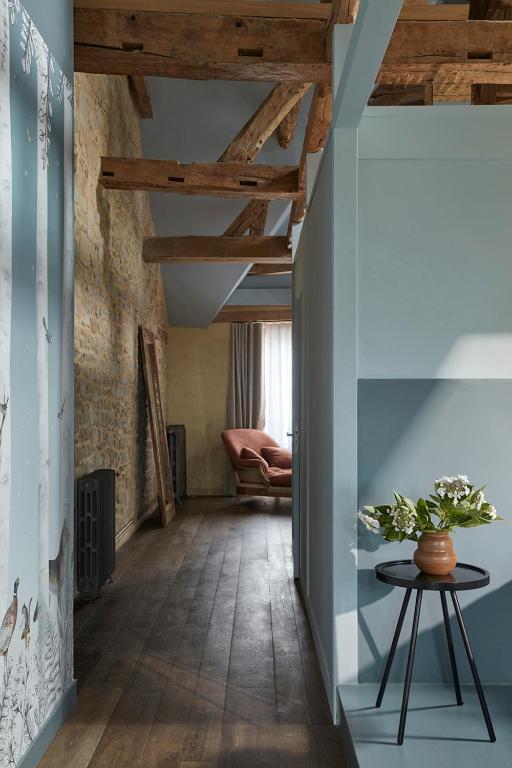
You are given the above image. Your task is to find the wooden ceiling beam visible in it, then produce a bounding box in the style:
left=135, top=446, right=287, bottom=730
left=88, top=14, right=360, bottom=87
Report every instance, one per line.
left=330, top=0, right=360, bottom=24
left=74, top=7, right=330, bottom=81
left=219, top=82, right=311, bottom=164
left=213, top=304, right=292, bottom=323
left=277, top=100, right=302, bottom=149
left=99, top=158, right=303, bottom=200
left=223, top=200, right=268, bottom=237
left=249, top=263, right=292, bottom=276
left=377, top=19, right=512, bottom=89
left=383, top=20, right=512, bottom=67
left=249, top=201, right=269, bottom=236
left=73, top=0, right=333, bottom=21
left=142, top=235, right=291, bottom=264
left=378, top=60, right=512, bottom=87
left=128, top=75, right=153, bottom=118
left=75, top=47, right=331, bottom=82
left=287, top=82, right=332, bottom=239
left=399, top=1, right=469, bottom=22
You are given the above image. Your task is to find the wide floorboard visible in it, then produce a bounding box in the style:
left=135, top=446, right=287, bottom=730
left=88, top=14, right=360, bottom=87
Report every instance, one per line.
left=39, top=497, right=346, bottom=768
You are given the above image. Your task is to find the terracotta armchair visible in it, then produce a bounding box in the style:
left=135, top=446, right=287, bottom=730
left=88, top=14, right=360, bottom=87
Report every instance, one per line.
left=222, top=429, right=292, bottom=498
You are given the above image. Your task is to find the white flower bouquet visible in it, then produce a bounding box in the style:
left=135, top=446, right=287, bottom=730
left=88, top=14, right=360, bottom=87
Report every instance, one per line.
left=358, top=475, right=500, bottom=543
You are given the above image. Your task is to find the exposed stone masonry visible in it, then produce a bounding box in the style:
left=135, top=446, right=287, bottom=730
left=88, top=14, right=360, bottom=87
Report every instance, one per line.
left=74, top=73, right=168, bottom=535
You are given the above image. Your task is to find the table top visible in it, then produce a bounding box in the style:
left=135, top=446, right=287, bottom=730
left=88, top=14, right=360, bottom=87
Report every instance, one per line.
left=375, top=560, right=489, bottom=591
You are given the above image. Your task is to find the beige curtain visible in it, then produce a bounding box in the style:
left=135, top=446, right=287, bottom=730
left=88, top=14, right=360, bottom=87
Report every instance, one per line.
left=227, top=322, right=265, bottom=430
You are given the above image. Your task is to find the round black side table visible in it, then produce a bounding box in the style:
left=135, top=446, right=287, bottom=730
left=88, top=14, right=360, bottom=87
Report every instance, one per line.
left=375, top=560, right=495, bottom=745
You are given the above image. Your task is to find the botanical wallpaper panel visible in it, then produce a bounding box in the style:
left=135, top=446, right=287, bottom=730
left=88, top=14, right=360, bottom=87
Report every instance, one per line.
left=0, top=1, right=74, bottom=764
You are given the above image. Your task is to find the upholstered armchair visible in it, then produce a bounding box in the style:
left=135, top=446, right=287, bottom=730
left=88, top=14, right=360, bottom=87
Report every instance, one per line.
left=221, top=429, right=292, bottom=498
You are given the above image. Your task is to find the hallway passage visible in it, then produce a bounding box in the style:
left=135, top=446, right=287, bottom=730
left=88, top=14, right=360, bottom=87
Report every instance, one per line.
left=40, top=498, right=346, bottom=768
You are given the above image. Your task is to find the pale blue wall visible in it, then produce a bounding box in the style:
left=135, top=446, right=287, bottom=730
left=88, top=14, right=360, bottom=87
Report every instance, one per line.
left=294, top=140, right=335, bottom=708
left=299, top=104, right=512, bottom=711
left=356, top=109, right=512, bottom=684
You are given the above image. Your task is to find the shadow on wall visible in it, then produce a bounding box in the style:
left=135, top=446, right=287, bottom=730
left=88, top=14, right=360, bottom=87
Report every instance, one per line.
left=356, top=575, right=512, bottom=686
left=356, top=378, right=512, bottom=685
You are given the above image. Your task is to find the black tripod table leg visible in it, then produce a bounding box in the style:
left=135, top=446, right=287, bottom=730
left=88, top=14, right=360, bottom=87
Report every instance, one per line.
left=376, top=588, right=412, bottom=708
left=440, top=591, right=463, bottom=705
left=397, top=589, right=423, bottom=745
left=451, top=592, right=496, bottom=742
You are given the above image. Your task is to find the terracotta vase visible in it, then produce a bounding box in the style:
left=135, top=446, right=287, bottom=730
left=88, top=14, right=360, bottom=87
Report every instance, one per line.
left=413, top=531, right=457, bottom=577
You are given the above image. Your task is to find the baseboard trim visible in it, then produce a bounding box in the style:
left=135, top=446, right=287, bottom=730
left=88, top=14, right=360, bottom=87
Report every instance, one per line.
left=18, top=680, right=77, bottom=768
left=300, top=583, right=334, bottom=719
left=335, top=688, right=360, bottom=768
left=115, top=497, right=158, bottom=550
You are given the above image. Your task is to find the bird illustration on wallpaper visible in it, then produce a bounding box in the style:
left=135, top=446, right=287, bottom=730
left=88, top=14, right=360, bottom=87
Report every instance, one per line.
left=0, top=579, right=19, bottom=686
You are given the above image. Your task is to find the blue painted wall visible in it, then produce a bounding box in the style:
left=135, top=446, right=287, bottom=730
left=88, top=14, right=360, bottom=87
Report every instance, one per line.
left=356, top=109, right=512, bottom=684
left=299, top=104, right=512, bottom=707
left=0, top=1, right=74, bottom=764
left=294, top=139, right=335, bottom=707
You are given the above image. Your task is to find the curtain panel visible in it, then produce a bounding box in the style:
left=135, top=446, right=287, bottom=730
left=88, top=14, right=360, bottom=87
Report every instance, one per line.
left=227, top=322, right=265, bottom=431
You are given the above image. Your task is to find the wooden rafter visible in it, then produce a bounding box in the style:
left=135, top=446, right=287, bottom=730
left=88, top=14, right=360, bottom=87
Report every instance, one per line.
left=128, top=76, right=153, bottom=119
left=223, top=200, right=268, bottom=237
left=74, top=5, right=330, bottom=82
left=400, top=1, right=469, bottom=22
left=74, top=0, right=333, bottom=21
left=142, top=236, right=291, bottom=263
left=277, top=100, right=302, bottom=149
left=249, top=201, right=269, bottom=236
left=377, top=19, right=512, bottom=94
left=368, top=84, right=433, bottom=107
left=249, top=263, right=292, bottom=276
left=287, top=82, right=332, bottom=239
left=219, top=83, right=311, bottom=164
left=213, top=304, right=292, bottom=323
left=99, top=158, right=303, bottom=200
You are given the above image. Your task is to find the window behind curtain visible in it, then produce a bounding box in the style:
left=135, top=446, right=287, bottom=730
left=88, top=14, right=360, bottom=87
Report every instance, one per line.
left=263, top=322, right=292, bottom=449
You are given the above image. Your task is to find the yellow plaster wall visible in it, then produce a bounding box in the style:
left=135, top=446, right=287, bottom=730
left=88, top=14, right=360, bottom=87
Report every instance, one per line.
left=166, top=324, right=230, bottom=496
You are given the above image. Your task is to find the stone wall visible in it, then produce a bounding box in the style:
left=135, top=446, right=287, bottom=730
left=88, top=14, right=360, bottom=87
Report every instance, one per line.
left=166, top=324, right=230, bottom=496
left=74, top=73, right=168, bottom=536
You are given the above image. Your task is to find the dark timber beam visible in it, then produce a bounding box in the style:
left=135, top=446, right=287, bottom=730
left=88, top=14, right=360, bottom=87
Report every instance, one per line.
left=142, top=236, right=291, bottom=264
left=99, top=158, right=303, bottom=200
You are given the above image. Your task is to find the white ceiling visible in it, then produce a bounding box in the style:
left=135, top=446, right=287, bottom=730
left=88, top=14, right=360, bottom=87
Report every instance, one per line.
left=140, top=78, right=310, bottom=326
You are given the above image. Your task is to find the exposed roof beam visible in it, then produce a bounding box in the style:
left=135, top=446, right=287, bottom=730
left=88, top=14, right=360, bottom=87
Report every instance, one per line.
left=100, top=158, right=303, bottom=200
left=219, top=83, right=311, bottom=164
left=74, top=7, right=330, bottom=81
left=378, top=60, right=512, bottom=88
left=249, top=201, right=269, bottom=236
left=142, top=236, right=291, bottom=263
left=330, top=0, right=360, bottom=24
left=75, top=47, right=331, bottom=82
left=368, top=83, right=432, bottom=106
left=223, top=200, right=268, bottom=237
left=128, top=76, right=153, bottom=119
left=277, top=100, right=302, bottom=149
left=384, top=20, right=512, bottom=66
left=74, top=0, right=333, bottom=21
left=400, top=1, right=469, bottom=21
left=249, top=263, right=292, bottom=276
left=287, top=82, right=332, bottom=237
left=213, top=304, right=292, bottom=323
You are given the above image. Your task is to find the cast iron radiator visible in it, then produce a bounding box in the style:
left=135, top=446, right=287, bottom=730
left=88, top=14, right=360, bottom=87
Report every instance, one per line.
left=76, top=469, right=116, bottom=596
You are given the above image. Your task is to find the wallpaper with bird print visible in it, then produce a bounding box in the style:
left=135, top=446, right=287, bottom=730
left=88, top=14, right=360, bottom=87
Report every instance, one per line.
left=0, top=1, right=74, bottom=765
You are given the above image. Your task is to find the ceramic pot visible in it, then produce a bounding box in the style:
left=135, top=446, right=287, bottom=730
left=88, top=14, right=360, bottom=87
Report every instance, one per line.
left=413, top=531, right=457, bottom=576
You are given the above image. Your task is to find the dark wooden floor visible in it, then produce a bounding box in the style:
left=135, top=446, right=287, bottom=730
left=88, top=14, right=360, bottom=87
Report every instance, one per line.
left=40, top=497, right=346, bottom=768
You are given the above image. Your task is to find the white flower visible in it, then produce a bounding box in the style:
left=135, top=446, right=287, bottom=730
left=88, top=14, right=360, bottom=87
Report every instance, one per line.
left=486, top=506, right=497, bottom=520
left=474, top=490, right=485, bottom=510
left=390, top=505, right=417, bottom=536
left=358, top=511, right=380, bottom=534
